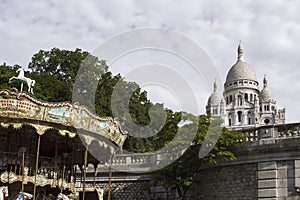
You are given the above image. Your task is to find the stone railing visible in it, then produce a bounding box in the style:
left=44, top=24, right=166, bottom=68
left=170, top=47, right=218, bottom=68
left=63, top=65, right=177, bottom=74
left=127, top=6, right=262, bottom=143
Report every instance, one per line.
left=113, top=153, right=158, bottom=166
left=108, top=123, right=300, bottom=172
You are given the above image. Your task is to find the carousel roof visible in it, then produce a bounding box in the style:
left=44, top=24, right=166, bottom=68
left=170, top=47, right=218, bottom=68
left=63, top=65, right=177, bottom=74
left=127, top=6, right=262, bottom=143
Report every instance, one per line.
left=0, top=89, right=127, bottom=148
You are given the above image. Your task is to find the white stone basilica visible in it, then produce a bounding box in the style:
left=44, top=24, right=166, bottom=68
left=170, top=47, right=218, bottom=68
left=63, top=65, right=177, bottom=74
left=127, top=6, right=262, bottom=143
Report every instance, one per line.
left=206, top=42, right=285, bottom=129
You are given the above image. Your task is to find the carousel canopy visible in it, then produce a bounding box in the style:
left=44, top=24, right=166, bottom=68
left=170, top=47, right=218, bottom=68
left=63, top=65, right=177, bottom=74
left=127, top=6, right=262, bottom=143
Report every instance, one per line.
left=0, top=89, right=127, bottom=148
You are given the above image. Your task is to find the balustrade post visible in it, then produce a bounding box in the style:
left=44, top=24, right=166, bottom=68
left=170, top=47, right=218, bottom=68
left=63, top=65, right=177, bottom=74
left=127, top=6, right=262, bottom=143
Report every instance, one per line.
left=126, top=156, right=131, bottom=165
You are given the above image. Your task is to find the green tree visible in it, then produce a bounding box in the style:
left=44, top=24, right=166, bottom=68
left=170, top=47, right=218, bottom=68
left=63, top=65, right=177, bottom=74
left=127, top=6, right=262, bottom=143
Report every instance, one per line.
left=152, top=115, right=246, bottom=200
left=28, top=48, right=108, bottom=102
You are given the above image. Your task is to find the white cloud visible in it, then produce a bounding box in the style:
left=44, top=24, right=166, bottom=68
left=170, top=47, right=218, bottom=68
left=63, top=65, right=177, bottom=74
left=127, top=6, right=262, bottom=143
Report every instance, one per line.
left=0, top=0, right=300, bottom=122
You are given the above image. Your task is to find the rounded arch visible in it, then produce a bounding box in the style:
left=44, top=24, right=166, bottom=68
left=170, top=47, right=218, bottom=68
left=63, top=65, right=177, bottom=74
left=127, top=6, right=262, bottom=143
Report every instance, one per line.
left=247, top=112, right=252, bottom=125
left=237, top=111, right=242, bottom=123
left=228, top=113, right=233, bottom=126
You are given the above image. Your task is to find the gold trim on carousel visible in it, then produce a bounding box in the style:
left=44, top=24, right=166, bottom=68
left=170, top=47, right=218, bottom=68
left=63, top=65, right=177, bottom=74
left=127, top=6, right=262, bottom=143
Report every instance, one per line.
left=0, top=170, right=75, bottom=191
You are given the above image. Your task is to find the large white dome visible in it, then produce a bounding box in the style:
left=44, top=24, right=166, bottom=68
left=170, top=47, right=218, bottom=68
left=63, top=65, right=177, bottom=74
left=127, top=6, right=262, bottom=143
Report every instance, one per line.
left=225, top=60, right=257, bottom=83
left=225, top=42, right=257, bottom=84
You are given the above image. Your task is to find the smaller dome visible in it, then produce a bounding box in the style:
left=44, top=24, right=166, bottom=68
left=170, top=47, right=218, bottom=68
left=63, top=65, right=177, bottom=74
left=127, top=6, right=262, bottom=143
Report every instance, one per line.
left=208, top=92, right=223, bottom=106
left=260, top=76, right=275, bottom=102
left=207, top=80, right=223, bottom=106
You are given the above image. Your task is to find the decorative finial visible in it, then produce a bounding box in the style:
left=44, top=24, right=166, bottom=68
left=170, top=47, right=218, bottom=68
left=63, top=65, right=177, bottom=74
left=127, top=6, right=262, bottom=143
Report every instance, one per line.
left=213, top=79, right=217, bottom=92
left=237, top=41, right=245, bottom=61
left=263, top=75, right=268, bottom=88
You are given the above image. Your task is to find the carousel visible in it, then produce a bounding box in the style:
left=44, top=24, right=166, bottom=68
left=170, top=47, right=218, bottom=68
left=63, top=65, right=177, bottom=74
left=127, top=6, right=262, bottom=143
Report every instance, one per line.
left=0, top=68, right=127, bottom=200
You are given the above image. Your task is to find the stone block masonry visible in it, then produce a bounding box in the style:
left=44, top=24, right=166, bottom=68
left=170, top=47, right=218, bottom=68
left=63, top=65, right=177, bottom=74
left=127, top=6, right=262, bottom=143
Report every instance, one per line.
left=257, top=161, right=278, bottom=198
left=87, top=181, right=152, bottom=200
left=189, top=160, right=300, bottom=200
left=192, top=163, right=257, bottom=199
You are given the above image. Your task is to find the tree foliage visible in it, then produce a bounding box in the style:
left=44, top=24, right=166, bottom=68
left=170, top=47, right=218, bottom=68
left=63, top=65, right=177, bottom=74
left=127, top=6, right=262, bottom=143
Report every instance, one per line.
left=152, top=115, right=246, bottom=200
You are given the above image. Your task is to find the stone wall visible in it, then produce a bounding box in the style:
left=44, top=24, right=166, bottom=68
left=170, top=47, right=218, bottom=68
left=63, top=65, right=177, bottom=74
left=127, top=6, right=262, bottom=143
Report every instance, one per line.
left=87, top=181, right=152, bottom=200
left=189, top=160, right=300, bottom=200
left=191, top=163, right=257, bottom=200
left=80, top=137, right=300, bottom=199
left=81, top=161, right=300, bottom=199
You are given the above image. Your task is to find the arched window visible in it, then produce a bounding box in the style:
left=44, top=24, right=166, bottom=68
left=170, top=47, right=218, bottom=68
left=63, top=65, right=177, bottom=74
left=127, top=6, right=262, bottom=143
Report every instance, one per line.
left=247, top=112, right=251, bottom=125
left=250, top=94, right=253, bottom=102
left=213, top=108, right=218, bottom=115
left=245, top=93, right=248, bottom=101
left=229, top=95, right=233, bottom=103
left=238, top=95, right=242, bottom=106
left=237, top=111, right=242, bottom=123
left=228, top=113, right=232, bottom=126
left=226, top=97, right=229, bottom=104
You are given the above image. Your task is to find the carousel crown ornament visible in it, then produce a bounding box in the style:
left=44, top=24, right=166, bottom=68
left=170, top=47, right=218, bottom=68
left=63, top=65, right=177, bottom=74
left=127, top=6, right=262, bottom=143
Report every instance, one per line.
left=8, top=67, right=36, bottom=94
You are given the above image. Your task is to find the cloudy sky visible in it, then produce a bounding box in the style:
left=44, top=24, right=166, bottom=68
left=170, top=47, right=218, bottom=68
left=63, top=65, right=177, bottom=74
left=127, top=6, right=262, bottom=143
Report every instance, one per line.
left=0, top=0, right=300, bottom=122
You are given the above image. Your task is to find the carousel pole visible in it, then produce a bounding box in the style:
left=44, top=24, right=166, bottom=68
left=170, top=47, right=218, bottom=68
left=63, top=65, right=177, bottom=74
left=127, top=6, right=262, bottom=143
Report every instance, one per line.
left=82, top=148, right=88, bottom=200
left=107, top=164, right=112, bottom=200
left=107, top=153, right=114, bottom=200
left=20, top=147, right=27, bottom=193
left=61, top=165, right=65, bottom=194
left=61, top=153, right=68, bottom=193
left=93, top=163, right=97, bottom=188
left=33, top=135, right=41, bottom=200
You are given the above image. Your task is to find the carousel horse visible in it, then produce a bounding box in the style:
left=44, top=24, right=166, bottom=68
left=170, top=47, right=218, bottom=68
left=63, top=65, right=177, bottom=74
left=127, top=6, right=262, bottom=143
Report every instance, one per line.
left=56, top=193, right=69, bottom=200
left=9, top=68, right=36, bottom=94
left=15, top=192, right=33, bottom=200
left=0, top=186, right=8, bottom=200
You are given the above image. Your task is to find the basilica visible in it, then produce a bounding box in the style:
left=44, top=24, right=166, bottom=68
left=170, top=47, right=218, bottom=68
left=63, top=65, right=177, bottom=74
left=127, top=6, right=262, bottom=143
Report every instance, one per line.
left=206, top=42, right=285, bottom=129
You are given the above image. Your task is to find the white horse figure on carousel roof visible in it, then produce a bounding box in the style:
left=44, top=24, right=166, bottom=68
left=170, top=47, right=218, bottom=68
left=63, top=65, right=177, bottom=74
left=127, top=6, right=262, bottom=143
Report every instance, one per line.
left=0, top=186, right=8, bottom=200
left=9, top=67, right=36, bottom=94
